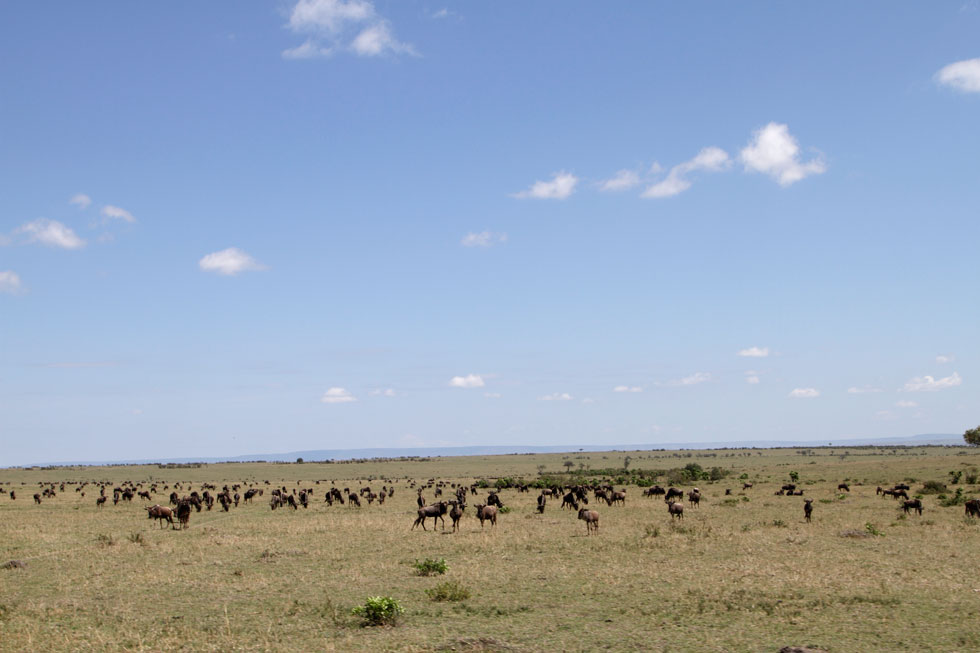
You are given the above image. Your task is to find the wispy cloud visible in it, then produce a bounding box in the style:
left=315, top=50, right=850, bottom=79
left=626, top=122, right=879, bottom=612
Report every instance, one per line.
left=461, top=231, right=507, bottom=247
left=641, top=147, right=730, bottom=198
left=539, top=392, right=573, bottom=401
left=101, top=205, right=136, bottom=223
left=511, top=171, right=578, bottom=200
left=598, top=169, right=641, bottom=192
left=449, top=374, right=484, bottom=388
left=789, top=388, right=820, bottom=398
left=901, top=372, right=962, bottom=392
left=740, top=122, right=825, bottom=186
left=0, top=270, right=23, bottom=294
left=613, top=385, right=643, bottom=393
left=69, top=194, right=91, bottom=209
left=369, top=388, right=396, bottom=397
left=745, top=372, right=760, bottom=385
left=321, top=387, right=356, bottom=403
left=660, top=372, right=712, bottom=387
left=847, top=386, right=882, bottom=394
left=936, top=354, right=955, bottom=364
left=895, top=400, right=918, bottom=408
left=284, top=0, right=415, bottom=59
left=935, top=57, right=980, bottom=93
left=198, top=247, right=268, bottom=276
left=16, top=219, right=85, bottom=249
left=737, top=346, right=769, bottom=358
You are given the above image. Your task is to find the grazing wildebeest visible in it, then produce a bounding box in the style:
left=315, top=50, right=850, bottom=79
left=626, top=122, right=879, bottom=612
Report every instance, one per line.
left=146, top=504, right=175, bottom=529
left=33, top=493, right=41, bottom=504
left=902, top=499, right=923, bottom=516
left=475, top=504, right=498, bottom=528
left=667, top=501, right=684, bottom=520
left=894, top=483, right=910, bottom=491
left=536, top=493, right=546, bottom=514
left=725, top=488, right=732, bottom=496
left=608, top=490, right=626, bottom=506
left=176, top=500, right=192, bottom=529
left=561, top=492, right=579, bottom=511
left=450, top=501, right=465, bottom=532
left=644, top=485, right=666, bottom=498
left=665, top=487, right=684, bottom=503
left=687, top=490, right=701, bottom=508
left=412, top=501, right=448, bottom=531
left=487, top=492, right=504, bottom=508
left=578, top=508, right=599, bottom=535
left=348, top=493, right=361, bottom=508
left=965, top=499, right=980, bottom=518
left=781, top=484, right=796, bottom=493
left=838, top=483, right=850, bottom=492
left=96, top=496, right=106, bottom=508
left=803, top=499, right=813, bottom=523
left=169, top=491, right=179, bottom=506
left=742, top=482, right=753, bottom=490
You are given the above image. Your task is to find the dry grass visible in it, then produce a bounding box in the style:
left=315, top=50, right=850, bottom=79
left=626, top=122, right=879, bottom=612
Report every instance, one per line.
left=1, top=446, right=979, bottom=652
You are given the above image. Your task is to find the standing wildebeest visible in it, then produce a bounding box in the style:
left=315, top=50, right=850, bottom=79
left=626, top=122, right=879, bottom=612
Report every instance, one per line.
left=560, top=492, right=579, bottom=511
left=412, top=501, right=448, bottom=531
left=742, top=482, right=753, bottom=490
left=965, top=499, right=980, bottom=518
left=146, top=504, right=175, bottom=529
left=96, top=496, right=106, bottom=508
left=449, top=501, right=465, bottom=532
left=645, top=486, right=666, bottom=498
left=902, top=499, right=923, bottom=516
left=687, top=489, right=701, bottom=508
left=838, top=483, right=850, bottom=492
left=578, top=508, right=599, bottom=535
left=608, top=490, right=626, bottom=506
left=667, top=501, right=684, bottom=520
left=175, top=500, right=192, bottom=529
left=665, top=487, right=684, bottom=503
left=475, top=504, right=498, bottom=528
left=536, top=493, right=546, bottom=514
left=33, top=493, right=41, bottom=504
left=803, top=499, right=813, bottom=523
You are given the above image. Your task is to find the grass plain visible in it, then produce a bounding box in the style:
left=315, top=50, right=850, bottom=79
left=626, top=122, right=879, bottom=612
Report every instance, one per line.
left=2, top=446, right=980, bottom=652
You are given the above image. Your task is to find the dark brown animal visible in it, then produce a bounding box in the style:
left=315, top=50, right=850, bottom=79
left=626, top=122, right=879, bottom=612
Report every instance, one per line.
left=33, top=493, right=41, bottom=504
left=146, top=504, right=175, bottom=529
left=965, top=499, right=980, bottom=518
left=578, top=508, right=599, bottom=535
left=665, top=487, right=684, bottom=503
left=837, top=483, right=850, bottom=492
left=668, top=501, right=684, bottom=520
left=96, top=496, right=106, bottom=508
left=176, top=500, right=192, bottom=529
left=449, top=502, right=465, bottom=532
left=902, top=499, right=923, bottom=516
left=412, top=501, right=448, bottom=531
left=476, top=504, right=498, bottom=528
left=803, top=499, right=813, bottom=523
left=687, top=490, right=701, bottom=508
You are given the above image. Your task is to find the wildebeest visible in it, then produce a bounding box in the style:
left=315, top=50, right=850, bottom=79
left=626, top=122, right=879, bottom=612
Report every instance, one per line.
left=965, top=499, right=980, bottom=518
left=838, top=483, right=850, bottom=492
left=608, top=490, right=626, bottom=506
left=176, top=500, right=192, bottom=529
left=902, top=499, right=923, bottom=516
left=412, top=501, right=448, bottom=531
left=665, top=487, right=684, bottom=503
left=742, top=482, right=753, bottom=490
left=487, top=492, right=504, bottom=508
left=96, top=496, right=106, bottom=508
left=146, top=504, right=175, bottom=529
left=578, top=508, right=599, bottom=535
left=449, top=501, right=465, bottom=532
left=687, top=489, right=701, bottom=508
left=33, top=493, right=41, bottom=504
left=475, top=504, right=498, bottom=528
left=560, top=492, right=579, bottom=511
left=644, top=485, right=666, bottom=498
left=803, top=499, right=813, bottom=523
left=536, top=493, right=546, bottom=514
left=667, top=501, right=684, bottom=520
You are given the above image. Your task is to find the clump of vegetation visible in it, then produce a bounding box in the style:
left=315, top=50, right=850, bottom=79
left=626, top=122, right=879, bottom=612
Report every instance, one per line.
left=939, top=488, right=969, bottom=507
left=920, top=481, right=948, bottom=495
left=127, top=532, right=145, bottom=545
left=965, top=469, right=979, bottom=484
left=645, top=525, right=660, bottom=538
left=865, top=522, right=885, bottom=537
left=722, top=498, right=739, bottom=507
left=426, top=581, right=471, bottom=602
left=789, top=471, right=800, bottom=483
left=351, top=596, right=404, bottom=626
left=949, top=470, right=963, bottom=485
left=772, top=519, right=787, bottom=528
left=96, top=534, right=115, bottom=547
left=413, top=558, right=448, bottom=576
left=498, top=505, right=512, bottom=514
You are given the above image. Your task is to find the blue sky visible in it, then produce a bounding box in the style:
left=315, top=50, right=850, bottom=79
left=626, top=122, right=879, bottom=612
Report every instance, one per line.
left=1, top=1, right=978, bottom=466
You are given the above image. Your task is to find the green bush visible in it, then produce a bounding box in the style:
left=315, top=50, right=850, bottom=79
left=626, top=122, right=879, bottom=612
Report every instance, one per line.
left=939, top=488, right=969, bottom=507
left=920, top=481, right=948, bottom=495
left=351, top=596, right=404, bottom=626
left=865, top=522, right=884, bottom=537
left=425, top=581, right=471, bottom=602
left=413, top=558, right=448, bottom=576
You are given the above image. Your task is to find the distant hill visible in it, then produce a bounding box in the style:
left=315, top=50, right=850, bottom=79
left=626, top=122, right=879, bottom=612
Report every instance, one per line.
left=17, top=433, right=965, bottom=468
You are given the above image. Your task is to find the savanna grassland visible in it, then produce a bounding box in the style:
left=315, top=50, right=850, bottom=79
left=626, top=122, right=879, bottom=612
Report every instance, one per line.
left=2, top=446, right=980, bottom=653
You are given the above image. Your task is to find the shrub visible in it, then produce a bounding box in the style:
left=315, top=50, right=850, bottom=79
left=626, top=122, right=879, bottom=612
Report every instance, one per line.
left=425, top=581, right=471, bottom=602
left=413, top=558, right=448, bottom=576
left=351, top=596, right=404, bottom=626
left=96, top=534, right=115, bottom=547
left=939, top=488, right=969, bottom=507
left=920, top=481, right=948, bottom=495
left=127, top=532, right=145, bottom=545
left=498, top=505, right=512, bottom=514
left=865, top=522, right=884, bottom=537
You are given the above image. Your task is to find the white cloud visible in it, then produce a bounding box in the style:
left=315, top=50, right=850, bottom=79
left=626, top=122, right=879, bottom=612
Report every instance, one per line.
left=101, top=205, right=136, bottom=223
left=789, top=388, right=820, bottom=398
left=198, top=247, right=268, bottom=276
left=321, top=387, right=356, bottom=403
left=431, top=8, right=450, bottom=19
left=351, top=21, right=416, bottom=56
left=745, top=375, right=760, bottom=385
left=16, top=219, right=85, bottom=249
left=539, top=392, right=573, bottom=401
left=737, top=346, right=769, bottom=358
left=0, top=271, right=23, bottom=294
left=599, top=169, right=640, bottom=192
left=613, top=385, right=643, bottom=393
left=284, top=0, right=414, bottom=59
left=512, top=171, right=578, bottom=200
left=847, top=386, right=882, bottom=394
left=935, top=58, right=980, bottom=93
left=370, top=388, right=396, bottom=397
left=895, top=400, right=918, bottom=408
left=461, top=231, right=507, bottom=247
left=69, top=194, right=91, bottom=209
left=641, top=147, right=730, bottom=199
left=740, top=123, right=825, bottom=186
left=936, top=354, right=955, bottom=364
left=282, top=39, right=333, bottom=59
left=449, top=374, right=484, bottom=388
left=661, top=372, right=712, bottom=387
left=901, top=372, right=962, bottom=392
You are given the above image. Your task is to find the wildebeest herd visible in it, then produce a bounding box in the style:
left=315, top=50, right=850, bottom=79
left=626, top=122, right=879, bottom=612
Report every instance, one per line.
left=6, top=472, right=977, bottom=540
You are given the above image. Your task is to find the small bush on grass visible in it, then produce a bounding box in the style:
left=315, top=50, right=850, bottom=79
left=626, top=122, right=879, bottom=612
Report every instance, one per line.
left=939, top=488, right=969, bottom=507
left=920, top=480, right=947, bottom=495
left=351, top=596, right=404, bottom=626
left=413, top=558, right=448, bottom=576
left=865, top=522, right=885, bottom=537
left=96, top=534, right=115, bottom=547
left=426, top=581, right=471, bottom=602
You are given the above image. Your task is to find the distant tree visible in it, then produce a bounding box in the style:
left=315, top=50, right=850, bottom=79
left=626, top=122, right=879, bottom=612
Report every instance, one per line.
left=789, top=471, right=800, bottom=483
left=965, top=426, right=980, bottom=447
left=623, top=456, right=632, bottom=471
left=563, top=461, right=575, bottom=471
left=296, top=457, right=304, bottom=464
left=536, top=464, right=546, bottom=475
